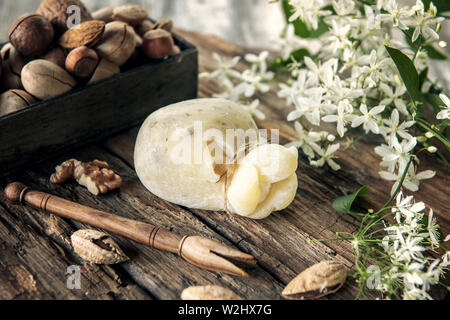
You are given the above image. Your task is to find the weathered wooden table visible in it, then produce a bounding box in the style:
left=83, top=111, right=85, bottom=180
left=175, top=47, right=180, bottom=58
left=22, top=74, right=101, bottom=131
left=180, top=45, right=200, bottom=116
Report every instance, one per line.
left=0, top=30, right=448, bottom=300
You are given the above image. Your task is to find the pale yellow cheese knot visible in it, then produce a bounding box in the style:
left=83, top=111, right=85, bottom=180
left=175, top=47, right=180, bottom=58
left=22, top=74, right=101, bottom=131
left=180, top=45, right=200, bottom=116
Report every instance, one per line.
left=227, top=163, right=261, bottom=216
left=227, top=144, right=299, bottom=219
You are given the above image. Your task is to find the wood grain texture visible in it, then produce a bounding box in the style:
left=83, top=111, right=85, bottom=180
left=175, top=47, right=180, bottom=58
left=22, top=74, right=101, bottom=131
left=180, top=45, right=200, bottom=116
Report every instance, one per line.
left=0, top=29, right=448, bottom=300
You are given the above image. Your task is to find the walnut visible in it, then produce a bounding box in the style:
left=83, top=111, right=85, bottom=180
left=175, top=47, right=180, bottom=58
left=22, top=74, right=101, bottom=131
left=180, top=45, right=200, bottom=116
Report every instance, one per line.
left=51, top=159, right=122, bottom=195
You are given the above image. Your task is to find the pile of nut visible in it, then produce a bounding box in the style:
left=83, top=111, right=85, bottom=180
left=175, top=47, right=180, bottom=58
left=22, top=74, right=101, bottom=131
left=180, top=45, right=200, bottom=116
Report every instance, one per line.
left=0, top=0, right=179, bottom=116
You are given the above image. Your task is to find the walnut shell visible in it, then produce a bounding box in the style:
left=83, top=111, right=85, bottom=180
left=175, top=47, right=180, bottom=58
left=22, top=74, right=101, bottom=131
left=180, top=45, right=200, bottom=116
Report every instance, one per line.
left=71, top=229, right=129, bottom=264
left=88, top=58, right=120, bottom=85
left=95, top=21, right=136, bottom=66
left=0, top=89, right=37, bottom=116
left=282, top=261, right=347, bottom=300
left=9, top=13, right=55, bottom=57
left=37, top=0, right=93, bottom=34
left=21, top=59, right=77, bottom=100
left=181, top=286, right=243, bottom=300
left=112, top=5, right=148, bottom=26
left=59, top=20, right=105, bottom=49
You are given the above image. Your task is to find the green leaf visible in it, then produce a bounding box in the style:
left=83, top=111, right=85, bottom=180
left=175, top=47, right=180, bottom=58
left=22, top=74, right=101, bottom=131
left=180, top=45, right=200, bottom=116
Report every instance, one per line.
left=422, top=0, right=450, bottom=13
left=423, top=44, right=448, bottom=60
left=332, top=186, right=368, bottom=214
left=419, top=68, right=428, bottom=88
left=385, top=46, right=421, bottom=102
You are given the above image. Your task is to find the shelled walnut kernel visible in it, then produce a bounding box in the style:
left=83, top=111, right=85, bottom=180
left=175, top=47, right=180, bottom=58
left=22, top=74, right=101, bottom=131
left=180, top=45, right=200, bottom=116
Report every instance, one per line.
left=51, top=159, right=122, bottom=195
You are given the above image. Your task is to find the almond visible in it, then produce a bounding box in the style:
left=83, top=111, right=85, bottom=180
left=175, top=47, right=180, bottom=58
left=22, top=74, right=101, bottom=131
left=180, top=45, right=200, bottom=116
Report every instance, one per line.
left=59, top=20, right=105, bottom=49
left=71, top=229, right=129, bottom=264
left=181, top=285, right=243, bottom=300
left=282, top=261, right=347, bottom=300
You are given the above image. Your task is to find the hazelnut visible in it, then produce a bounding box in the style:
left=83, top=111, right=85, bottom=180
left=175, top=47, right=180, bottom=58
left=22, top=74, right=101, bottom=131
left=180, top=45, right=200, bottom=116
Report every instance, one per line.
left=37, top=0, right=93, bottom=34
left=92, top=7, right=115, bottom=23
left=22, top=59, right=77, bottom=100
left=142, top=29, right=174, bottom=59
left=154, top=18, right=174, bottom=33
left=9, top=13, right=55, bottom=57
left=112, top=5, right=148, bottom=26
left=65, top=46, right=99, bottom=78
left=41, top=47, right=66, bottom=68
left=88, top=59, right=120, bottom=85
left=135, top=20, right=154, bottom=37
left=95, top=21, right=136, bottom=66
left=0, top=89, right=37, bottom=116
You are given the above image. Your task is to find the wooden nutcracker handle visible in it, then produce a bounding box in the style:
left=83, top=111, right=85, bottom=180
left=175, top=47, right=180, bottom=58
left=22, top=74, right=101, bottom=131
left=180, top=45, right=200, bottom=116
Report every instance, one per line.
left=4, top=182, right=256, bottom=277
left=4, top=182, right=181, bottom=253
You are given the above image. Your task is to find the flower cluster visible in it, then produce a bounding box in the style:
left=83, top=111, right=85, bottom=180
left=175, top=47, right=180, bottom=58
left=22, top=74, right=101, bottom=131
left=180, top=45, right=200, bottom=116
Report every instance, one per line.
left=201, top=0, right=449, bottom=195
left=200, top=0, right=449, bottom=299
left=366, top=192, right=449, bottom=300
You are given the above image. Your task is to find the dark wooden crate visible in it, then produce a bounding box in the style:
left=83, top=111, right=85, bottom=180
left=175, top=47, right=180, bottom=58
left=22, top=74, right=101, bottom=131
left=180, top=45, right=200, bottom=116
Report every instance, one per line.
left=0, top=32, right=198, bottom=177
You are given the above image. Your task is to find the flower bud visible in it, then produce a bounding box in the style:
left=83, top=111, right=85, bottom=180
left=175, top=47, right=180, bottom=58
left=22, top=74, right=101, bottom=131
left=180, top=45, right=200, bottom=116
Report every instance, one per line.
left=427, top=146, right=437, bottom=153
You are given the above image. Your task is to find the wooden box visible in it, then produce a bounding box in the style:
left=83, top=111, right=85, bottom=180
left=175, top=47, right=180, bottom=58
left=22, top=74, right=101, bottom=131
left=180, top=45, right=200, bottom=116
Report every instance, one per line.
left=0, top=32, right=198, bottom=177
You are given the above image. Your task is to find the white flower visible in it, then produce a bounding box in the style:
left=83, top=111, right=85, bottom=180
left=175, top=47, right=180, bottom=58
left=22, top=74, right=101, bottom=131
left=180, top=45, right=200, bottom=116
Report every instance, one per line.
left=409, top=1, right=445, bottom=42
left=427, top=209, right=441, bottom=248
left=241, top=99, right=266, bottom=120
left=274, top=24, right=310, bottom=60
left=351, top=104, right=385, bottom=134
left=405, top=165, right=435, bottom=192
left=289, top=88, right=336, bottom=125
left=332, top=0, right=356, bottom=16
left=310, top=143, right=341, bottom=171
left=323, top=18, right=352, bottom=54
left=288, top=0, right=332, bottom=30
left=285, top=122, right=321, bottom=158
left=236, top=69, right=270, bottom=98
left=379, top=0, right=414, bottom=30
left=322, top=99, right=353, bottom=137
left=392, top=192, right=425, bottom=224
left=304, top=57, right=338, bottom=86
left=375, top=137, right=417, bottom=173
left=278, top=70, right=316, bottom=105
left=380, top=164, right=434, bottom=194
left=359, top=50, right=391, bottom=88
left=436, top=93, right=450, bottom=120
left=245, top=51, right=271, bottom=75
left=199, top=53, right=241, bottom=87
left=396, top=235, right=426, bottom=262
left=380, top=83, right=409, bottom=115
left=381, top=109, right=415, bottom=144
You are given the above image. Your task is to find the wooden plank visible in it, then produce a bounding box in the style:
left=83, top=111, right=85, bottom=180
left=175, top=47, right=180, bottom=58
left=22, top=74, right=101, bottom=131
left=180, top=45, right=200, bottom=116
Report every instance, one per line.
left=0, top=32, right=198, bottom=177
left=103, top=29, right=449, bottom=299
left=0, top=197, right=151, bottom=300
left=0, top=29, right=447, bottom=300
left=1, top=145, right=285, bottom=300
